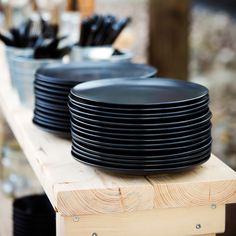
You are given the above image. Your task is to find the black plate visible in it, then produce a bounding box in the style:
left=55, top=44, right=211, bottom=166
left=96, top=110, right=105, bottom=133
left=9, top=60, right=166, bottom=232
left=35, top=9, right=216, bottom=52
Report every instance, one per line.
left=72, top=140, right=211, bottom=163
left=71, top=150, right=210, bottom=175
left=36, top=62, right=157, bottom=84
left=34, top=109, right=69, bottom=122
left=34, top=105, right=70, bottom=118
left=70, top=78, right=208, bottom=108
left=35, top=94, right=68, bottom=106
left=70, top=111, right=212, bottom=129
left=69, top=104, right=209, bottom=124
left=71, top=115, right=212, bottom=135
left=34, top=112, right=69, bottom=123
left=71, top=127, right=211, bottom=147
left=35, top=90, right=69, bottom=102
left=35, top=99, right=69, bottom=112
left=34, top=115, right=69, bottom=127
left=73, top=136, right=212, bottom=155
left=69, top=94, right=209, bottom=113
left=72, top=145, right=211, bottom=168
left=71, top=118, right=211, bottom=139
left=35, top=78, right=73, bottom=89
left=72, top=139, right=212, bottom=159
left=33, top=118, right=71, bottom=136
left=72, top=133, right=211, bottom=152
left=68, top=99, right=209, bottom=118
left=72, top=143, right=211, bottom=168
left=34, top=83, right=69, bottom=96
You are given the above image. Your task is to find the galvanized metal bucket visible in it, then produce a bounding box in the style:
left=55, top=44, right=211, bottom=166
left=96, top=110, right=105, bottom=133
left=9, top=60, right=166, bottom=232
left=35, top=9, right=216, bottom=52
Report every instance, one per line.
left=11, top=56, right=59, bottom=108
left=4, top=46, right=33, bottom=88
left=69, top=46, right=133, bottom=63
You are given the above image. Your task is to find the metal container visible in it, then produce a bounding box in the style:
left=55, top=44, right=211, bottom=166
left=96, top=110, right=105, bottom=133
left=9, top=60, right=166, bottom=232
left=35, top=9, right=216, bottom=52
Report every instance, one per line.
left=70, top=46, right=133, bottom=63
left=4, top=46, right=33, bottom=88
left=11, top=56, right=59, bottom=108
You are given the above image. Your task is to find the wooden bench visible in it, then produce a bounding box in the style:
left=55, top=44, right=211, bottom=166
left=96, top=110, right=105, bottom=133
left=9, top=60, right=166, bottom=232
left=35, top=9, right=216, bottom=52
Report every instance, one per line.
left=0, top=45, right=235, bottom=236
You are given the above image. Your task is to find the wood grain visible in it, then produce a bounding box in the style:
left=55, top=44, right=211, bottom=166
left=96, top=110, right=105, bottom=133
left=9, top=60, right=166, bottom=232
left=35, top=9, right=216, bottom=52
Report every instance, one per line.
left=59, top=205, right=225, bottom=236
left=0, top=44, right=235, bottom=216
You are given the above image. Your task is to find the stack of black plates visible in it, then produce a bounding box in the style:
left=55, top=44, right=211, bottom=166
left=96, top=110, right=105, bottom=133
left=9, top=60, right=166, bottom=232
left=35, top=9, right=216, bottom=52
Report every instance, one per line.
left=13, top=195, right=56, bottom=236
left=33, top=62, right=157, bottom=135
left=69, top=78, right=212, bottom=175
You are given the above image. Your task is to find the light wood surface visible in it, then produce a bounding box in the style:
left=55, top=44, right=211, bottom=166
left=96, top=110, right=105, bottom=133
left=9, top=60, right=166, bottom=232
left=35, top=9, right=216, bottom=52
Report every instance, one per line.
left=57, top=205, right=224, bottom=236
left=0, top=45, right=236, bottom=217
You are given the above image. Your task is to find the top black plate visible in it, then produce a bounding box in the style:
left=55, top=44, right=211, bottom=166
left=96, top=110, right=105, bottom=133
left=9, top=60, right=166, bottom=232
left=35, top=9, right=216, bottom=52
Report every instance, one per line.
left=36, top=62, right=157, bottom=84
left=71, top=78, right=209, bottom=108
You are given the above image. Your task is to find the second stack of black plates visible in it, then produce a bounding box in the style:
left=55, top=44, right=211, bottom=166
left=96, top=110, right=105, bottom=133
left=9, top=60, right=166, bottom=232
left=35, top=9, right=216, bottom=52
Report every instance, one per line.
left=13, top=195, right=56, bottom=236
left=33, top=62, right=157, bottom=135
left=69, top=78, right=212, bottom=175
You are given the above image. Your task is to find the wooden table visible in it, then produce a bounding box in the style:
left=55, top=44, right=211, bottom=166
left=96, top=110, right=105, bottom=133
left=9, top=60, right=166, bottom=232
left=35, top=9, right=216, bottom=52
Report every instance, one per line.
left=0, top=45, right=236, bottom=236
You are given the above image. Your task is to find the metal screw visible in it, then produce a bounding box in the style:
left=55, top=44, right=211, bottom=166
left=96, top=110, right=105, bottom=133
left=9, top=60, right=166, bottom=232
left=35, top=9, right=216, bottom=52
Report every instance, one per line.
left=73, top=216, right=79, bottom=222
left=196, top=224, right=201, bottom=229
left=92, top=233, right=97, bottom=236
left=211, top=204, right=217, bottom=209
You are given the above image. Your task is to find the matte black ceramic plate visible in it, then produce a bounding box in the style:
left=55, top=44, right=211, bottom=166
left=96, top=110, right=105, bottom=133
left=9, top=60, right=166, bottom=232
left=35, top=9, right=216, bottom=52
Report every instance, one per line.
left=71, top=115, right=212, bottom=134
left=34, top=83, right=69, bottom=96
left=70, top=78, right=208, bottom=108
left=71, top=118, right=211, bottom=139
left=34, top=109, right=69, bottom=122
left=34, top=112, right=69, bottom=123
left=69, top=104, right=209, bottom=124
left=34, top=115, right=69, bottom=127
left=35, top=94, right=68, bottom=106
left=35, top=99, right=69, bottom=111
left=72, top=139, right=212, bottom=159
left=35, top=90, right=69, bottom=102
left=71, top=150, right=210, bottom=175
left=68, top=99, right=209, bottom=118
left=33, top=118, right=70, bottom=136
left=72, top=144, right=211, bottom=168
left=72, top=133, right=211, bottom=152
left=71, top=127, right=211, bottom=147
left=13, top=213, right=54, bottom=223
left=69, top=94, right=209, bottom=113
left=70, top=111, right=212, bottom=129
left=34, top=106, right=70, bottom=118
left=36, top=62, right=157, bottom=84
left=73, top=136, right=212, bottom=155
left=35, top=78, right=74, bottom=89
left=72, top=140, right=211, bottom=163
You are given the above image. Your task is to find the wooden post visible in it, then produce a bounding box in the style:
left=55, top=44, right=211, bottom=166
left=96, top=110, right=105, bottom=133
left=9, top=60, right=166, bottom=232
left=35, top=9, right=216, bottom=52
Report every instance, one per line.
left=148, top=0, right=190, bottom=80
left=77, top=0, right=95, bottom=18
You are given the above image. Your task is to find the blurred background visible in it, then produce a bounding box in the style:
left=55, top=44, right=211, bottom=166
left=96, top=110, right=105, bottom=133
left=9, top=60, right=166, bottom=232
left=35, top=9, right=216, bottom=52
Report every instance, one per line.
left=0, top=0, right=236, bottom=235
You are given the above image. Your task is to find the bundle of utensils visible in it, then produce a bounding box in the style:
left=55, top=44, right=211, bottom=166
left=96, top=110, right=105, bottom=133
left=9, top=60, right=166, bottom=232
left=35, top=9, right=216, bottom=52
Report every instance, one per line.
left=78, top=14, right=131, bottom=46
left=0, top=18, right=71, bottom=59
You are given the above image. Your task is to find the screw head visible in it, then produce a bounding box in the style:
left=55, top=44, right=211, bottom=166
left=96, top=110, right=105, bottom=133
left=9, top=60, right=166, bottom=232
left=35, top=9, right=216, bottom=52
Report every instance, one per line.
left=196, top=224, right=201, bottom=229
left=92, top=233, right=97, bottom=236
left=211, top=204, right=217, bottom=209
left=73, top=216, right=79, bottom=222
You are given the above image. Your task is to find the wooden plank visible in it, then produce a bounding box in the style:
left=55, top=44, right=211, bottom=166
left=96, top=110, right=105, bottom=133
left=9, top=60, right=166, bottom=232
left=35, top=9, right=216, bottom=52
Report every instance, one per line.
left=0, top=44, right=235, bottom=216
left=148, top=0, right=189, bottom=80
left=146, top=157, right=236, bottom=209
left=60, top=205, right=225, bottom=236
